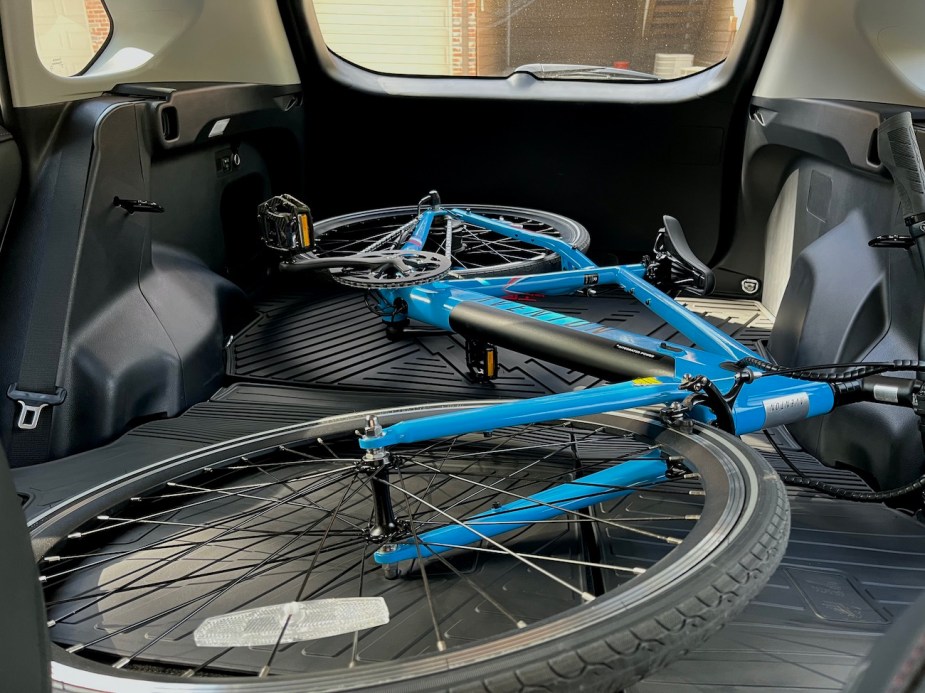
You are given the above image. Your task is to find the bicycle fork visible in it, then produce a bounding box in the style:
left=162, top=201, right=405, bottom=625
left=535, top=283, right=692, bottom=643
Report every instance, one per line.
left=355, top=389, right=687, bottom=572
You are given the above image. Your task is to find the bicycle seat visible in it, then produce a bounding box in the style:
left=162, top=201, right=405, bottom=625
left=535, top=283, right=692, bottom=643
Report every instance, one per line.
left=647, top=215, right=715, bottom=297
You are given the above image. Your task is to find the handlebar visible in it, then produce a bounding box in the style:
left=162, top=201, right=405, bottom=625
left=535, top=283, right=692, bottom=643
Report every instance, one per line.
left=833, top=375, right=923, bottom=411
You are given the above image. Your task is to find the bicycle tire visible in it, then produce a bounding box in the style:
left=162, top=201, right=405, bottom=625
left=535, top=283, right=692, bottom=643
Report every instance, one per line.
left=34, top=404, right=788, bottom=693
left=309, top=204, right=591, bottom=277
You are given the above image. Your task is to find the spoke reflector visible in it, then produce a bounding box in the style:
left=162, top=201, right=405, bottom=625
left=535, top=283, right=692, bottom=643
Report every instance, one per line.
left=193, top=598, right=390, bottom=647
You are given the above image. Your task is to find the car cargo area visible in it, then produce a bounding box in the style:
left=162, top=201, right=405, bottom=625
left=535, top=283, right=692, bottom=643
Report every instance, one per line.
left=1, top=1, right=925, bottom=691
left=13, top=275, right=925, bottom=691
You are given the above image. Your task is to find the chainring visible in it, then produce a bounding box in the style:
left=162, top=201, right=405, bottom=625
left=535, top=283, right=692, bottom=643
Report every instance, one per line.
left=329, top=250, right=452, bottom=288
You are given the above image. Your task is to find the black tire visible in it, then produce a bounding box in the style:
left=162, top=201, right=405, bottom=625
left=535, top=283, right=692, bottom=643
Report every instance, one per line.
left=34, top=404, right=788, bottom=693
left=309, top=204, right=591, bottom=278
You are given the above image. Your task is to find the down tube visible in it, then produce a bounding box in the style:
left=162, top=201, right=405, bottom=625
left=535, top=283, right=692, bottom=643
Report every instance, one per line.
left=359, top=380, right=684, bottom=449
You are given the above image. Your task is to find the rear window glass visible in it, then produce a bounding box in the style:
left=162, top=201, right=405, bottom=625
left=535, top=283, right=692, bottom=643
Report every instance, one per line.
left=32, top=0, right=111, bottom=76
left=313, top=0, right=749, bottom=81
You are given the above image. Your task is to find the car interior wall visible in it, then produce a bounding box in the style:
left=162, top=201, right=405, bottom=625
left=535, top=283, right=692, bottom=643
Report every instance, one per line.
left=0, top=2, right=18, bottom=235
left=758, top=110, right=925, bottom=488
left=734, top=0, right=925, bottom=306
left=0, top=124, right=20, bottom=247
left=0, top=447, right=49, bottom=692
left=752, top=0, right=925, bottom=108
left=298, top=92, right=733, bottom=267
left=0, top=92, right=306, bottom=464
left=0, top=1, right=308, bottom=464
left=730, top=0, right=925, bottom=488
left=0, top=0, right=300, bottom=108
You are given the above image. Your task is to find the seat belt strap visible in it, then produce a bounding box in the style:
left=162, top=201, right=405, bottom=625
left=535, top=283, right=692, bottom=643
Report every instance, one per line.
left=7, top=114, right=95, bottom=465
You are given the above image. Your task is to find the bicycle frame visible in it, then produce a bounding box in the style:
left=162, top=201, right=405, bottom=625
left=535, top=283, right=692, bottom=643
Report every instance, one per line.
left=336, top=207, right=837, bottom=565
left=377, top=208, right=835, bottom=439
left=402, top=207, right=594, bottom=271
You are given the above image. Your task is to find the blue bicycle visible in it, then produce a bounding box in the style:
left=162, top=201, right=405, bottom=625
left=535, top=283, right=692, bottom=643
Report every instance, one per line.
left=35, top=113, right=925, bottom=692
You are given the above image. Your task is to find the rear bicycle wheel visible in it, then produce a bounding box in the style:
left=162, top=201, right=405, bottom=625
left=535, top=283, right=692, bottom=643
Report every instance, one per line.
left=309, top=205, right=590, bottom=277
left=35, top=404, right=788, bottom=692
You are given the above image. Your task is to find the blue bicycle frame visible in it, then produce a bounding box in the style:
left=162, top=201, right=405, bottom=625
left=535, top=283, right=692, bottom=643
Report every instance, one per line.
left=347, top=207, right=836, bottom=565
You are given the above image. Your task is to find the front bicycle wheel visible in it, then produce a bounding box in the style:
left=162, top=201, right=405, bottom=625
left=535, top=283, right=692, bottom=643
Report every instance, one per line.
left=35, top=405, right=788, bottom=692
left=309, top=205, right=591, bottom=277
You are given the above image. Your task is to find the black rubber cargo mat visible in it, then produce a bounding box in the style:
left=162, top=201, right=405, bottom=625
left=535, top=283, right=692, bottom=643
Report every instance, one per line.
left=227, top=286, right=774, bottom=397
left=15, top=384, right=442, bottom=523
left=17, top=384, right=925, bottom=691
left=631, top=427, right=925, bottom=693
left=18, top=280, right=925, bottom=691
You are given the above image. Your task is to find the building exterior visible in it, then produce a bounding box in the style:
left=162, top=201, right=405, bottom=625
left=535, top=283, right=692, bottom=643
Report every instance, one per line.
left=31, top=0, right=737, bottom=80
left=32, top=0, right=110, bottom=76
left=473, top=0, right=739, bottom=77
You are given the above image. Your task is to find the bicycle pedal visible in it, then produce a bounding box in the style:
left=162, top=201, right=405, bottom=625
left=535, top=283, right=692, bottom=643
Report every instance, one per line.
left=258, top=194, right=314, bottom=253
left=465, top=339, right=499, bottom=382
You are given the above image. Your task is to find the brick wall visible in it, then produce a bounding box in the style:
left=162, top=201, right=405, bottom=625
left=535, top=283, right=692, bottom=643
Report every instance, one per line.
left=451, top=0, right=478, bottom=76
left=466, top=0, right=739, bottom=78
left=84, top=0, right=111, bottom=53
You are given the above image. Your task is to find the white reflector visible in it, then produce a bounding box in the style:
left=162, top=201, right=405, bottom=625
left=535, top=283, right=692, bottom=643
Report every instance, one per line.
left=193, top=598, right=390, bottom=647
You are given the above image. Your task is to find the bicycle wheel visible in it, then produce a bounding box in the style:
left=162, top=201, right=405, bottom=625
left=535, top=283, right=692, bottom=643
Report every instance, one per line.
left=35, top=404, right=788, bottom=692
left=309, top=205, right=591, bottom=277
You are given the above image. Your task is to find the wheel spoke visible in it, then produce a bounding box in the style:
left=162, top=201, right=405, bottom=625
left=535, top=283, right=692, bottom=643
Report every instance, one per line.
left=395, top=466, right=446, bottom=652
left=380, top=477, right=596, bottom=603
left=310, top=207, right=576, bottom=277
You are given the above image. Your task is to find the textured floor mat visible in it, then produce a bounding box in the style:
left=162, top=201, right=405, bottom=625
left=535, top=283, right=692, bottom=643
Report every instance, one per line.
left=16, top=385, right=441, bottom=522
left=20, top=281, right=925, bottom=691
left=227, top=287, right=774, bottom=397
left=631, top=427, right=925, bottom=693
left=20, top=383, right=925, bottom=692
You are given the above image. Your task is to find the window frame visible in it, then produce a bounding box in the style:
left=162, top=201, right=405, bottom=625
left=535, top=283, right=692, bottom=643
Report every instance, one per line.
left=73, top=0, right=115, bottom=78
left=299, top=0, right=768, bottom=105
left=0, top=0, right=300, bottom=108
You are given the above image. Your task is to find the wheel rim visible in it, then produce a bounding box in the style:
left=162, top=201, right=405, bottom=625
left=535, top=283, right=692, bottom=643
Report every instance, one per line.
left=312, top=207, right=568, bottom=275
left=37, top=406, right=757, bottom=691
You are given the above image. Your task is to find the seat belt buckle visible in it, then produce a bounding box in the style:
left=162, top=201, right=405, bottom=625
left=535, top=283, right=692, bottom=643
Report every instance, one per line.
left=7, top=384, right=66, bottom=430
